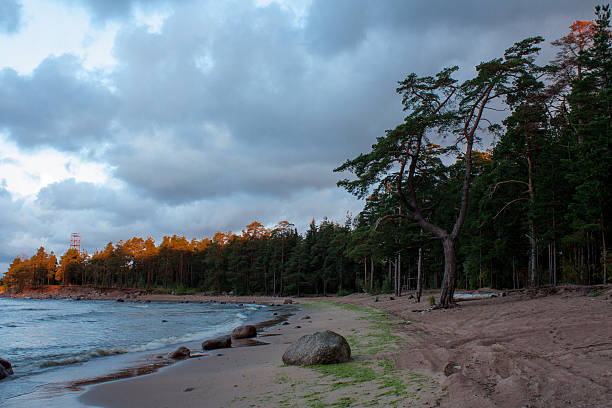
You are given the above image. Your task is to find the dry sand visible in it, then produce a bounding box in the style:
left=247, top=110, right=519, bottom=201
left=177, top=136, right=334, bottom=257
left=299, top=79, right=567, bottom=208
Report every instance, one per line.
left=335, top=286, right=612, bottom=408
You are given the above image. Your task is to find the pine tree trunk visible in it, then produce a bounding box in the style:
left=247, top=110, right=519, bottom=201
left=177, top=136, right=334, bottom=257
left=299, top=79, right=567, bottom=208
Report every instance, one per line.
left=363, top=258, right=367, bottom=292
left=553, top=239, right=557, bottom=286
left=416, top=247, right=423, bottom=303
left=529, top=220, right=536, bottom=287
left=370, top=257, right=374, bottom=291
left=602, top=212, right=607, bottom=284
left=439, top=238, right=458, bottom=308
left=512, top=256, right=516, bottom=289
left=397, top=252, right=401, bottom=296
left=280, top=239, right=284, bottom=296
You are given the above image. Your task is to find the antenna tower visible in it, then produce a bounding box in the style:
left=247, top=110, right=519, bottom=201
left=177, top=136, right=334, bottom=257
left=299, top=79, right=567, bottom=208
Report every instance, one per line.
left=70, top=233, right=81, bottom=253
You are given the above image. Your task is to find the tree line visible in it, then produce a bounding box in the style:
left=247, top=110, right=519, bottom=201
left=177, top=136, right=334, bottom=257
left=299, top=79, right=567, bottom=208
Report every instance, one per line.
left=2, top=7, right=610, bottom=302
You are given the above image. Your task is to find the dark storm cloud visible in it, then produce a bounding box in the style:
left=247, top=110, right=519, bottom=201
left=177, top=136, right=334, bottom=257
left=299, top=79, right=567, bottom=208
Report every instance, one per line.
left=36, top=178, right=118, bottom=211
left=0, top=54, right=117, bottom=150
left=99, top=0, right=600, bottom=204
left=304, top=0, right=599, bottom=56
left=0, top=0, right=22, bottom=34
left=110, top=141, right=338, bottom=203
left=35, top=178, right=159, bottom=224
left=101, top=0, right=407, bottom=203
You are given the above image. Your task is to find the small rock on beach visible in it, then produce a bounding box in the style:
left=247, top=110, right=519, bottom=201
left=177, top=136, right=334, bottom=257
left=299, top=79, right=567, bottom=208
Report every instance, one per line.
left=231, top=325, right=257, bottom=339
left=168, top=346, right=191, bottom=360
left=202, top=336, right=232, bottom=350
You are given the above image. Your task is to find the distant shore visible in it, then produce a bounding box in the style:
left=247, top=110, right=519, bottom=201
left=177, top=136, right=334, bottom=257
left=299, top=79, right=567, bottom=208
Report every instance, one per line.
left=0, top=284, right=297, bottom=306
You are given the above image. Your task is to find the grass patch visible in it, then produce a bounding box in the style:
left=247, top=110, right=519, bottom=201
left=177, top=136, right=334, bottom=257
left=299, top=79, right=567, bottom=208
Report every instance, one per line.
left=330, top=397, right=356, bottom=407
left=249, top=300, right=442, bottom=408
left=310, top=361, right=377, bottom=389
left=308, top=300, right=403, bottom=357
left=377, top=359, right=394, bottom=374
left=588, top=288, right=605, bottom=297
left=376, top=376, right=407, bottom=396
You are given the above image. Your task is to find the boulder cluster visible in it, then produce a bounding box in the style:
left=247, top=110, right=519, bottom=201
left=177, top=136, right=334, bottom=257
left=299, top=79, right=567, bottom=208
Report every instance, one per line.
left=202, top=324, right=258, bottom=350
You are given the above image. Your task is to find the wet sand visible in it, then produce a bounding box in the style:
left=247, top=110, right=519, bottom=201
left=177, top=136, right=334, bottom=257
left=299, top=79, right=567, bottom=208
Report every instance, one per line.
left=79, top=298, right=444, bottom=407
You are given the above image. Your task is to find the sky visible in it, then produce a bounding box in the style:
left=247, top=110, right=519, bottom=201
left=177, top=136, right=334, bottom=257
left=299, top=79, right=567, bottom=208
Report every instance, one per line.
left=0, top=0, right=602, bottom=274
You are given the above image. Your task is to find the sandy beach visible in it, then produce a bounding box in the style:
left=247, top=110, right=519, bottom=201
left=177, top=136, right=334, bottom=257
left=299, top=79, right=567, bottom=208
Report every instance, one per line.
left=3, top=285, right=611, bottom=407
left=78, top=297, right=444, bottom=407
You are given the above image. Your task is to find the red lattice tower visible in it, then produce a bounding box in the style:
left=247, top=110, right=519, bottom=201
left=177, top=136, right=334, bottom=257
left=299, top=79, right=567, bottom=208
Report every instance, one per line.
left=69, top=233, right=81, bottom=252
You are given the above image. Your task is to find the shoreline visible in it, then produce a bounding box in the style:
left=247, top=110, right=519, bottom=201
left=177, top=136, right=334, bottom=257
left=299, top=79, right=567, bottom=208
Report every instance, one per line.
left=68, top=302, right=298, bottom=391
left=0, top=294, right=298, bottom=407
left=0, top=284, right=300, bottom=306
left=79, top=298, right=445, bottom=408
left=3, top=285, right=610, bottom=407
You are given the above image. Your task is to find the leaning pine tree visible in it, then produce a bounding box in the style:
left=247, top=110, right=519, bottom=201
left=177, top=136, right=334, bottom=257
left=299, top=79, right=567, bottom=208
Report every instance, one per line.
left=335, top=38, right=544, bottom=308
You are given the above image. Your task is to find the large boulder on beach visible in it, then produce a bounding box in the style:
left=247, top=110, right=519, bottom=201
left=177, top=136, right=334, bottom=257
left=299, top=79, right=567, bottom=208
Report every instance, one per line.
left=231, top=325, right=257, bottom=339
left=282, top=331, right=351, bottom=366
left=168, top=346, right=191, bottom=360
left=0, top=358, right=13, bottom=380
left=202, top=335, right=232, bottom=351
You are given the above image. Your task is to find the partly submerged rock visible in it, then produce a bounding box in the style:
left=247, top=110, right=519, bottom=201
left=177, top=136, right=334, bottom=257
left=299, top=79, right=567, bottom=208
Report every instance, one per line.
left=0, top=358, right=13, bottom=380
left=282, top=330, right=351, bottom=366
left=168, top=346, right=191, bottom=360
left=202, top=336, right=231, bottom=351
left=231, top=325, right=257, bottom=339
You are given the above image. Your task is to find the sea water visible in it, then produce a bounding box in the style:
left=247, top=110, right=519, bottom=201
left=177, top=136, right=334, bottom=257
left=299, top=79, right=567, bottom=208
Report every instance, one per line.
left=0, top=297, right=269, bottom=406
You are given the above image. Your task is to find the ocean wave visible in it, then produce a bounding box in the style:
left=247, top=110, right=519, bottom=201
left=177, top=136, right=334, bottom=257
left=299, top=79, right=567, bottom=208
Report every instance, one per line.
left=3, top=301, right=260, bottom=378
left=39, top=357, right=89, bottom=368
left=36, top=309, right=104, bottom=322
left=123, top=316, right=250, bottom=353
left=89, top=348, right=127, bottom=357
left=36, top=347, right=127, bottom=369
left=7, top=307, right=54, bottom=312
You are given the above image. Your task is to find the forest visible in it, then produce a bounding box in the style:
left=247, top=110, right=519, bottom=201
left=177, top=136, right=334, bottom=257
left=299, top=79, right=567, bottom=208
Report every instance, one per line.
left=2, top=7, right=610, bottom=303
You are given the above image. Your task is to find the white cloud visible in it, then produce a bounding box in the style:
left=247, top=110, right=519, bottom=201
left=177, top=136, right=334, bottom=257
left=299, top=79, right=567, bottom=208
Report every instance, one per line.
left=0, top=134, right=114, bottom=198
left=0, top=0, right=117, bottom=74
left=132, top=3, right=174, bottom=34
